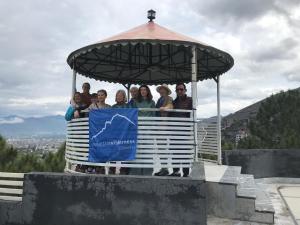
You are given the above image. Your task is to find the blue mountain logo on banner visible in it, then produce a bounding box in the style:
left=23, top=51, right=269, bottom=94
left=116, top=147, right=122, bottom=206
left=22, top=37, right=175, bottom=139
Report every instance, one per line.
left=89, top=108, right=138, bottom=163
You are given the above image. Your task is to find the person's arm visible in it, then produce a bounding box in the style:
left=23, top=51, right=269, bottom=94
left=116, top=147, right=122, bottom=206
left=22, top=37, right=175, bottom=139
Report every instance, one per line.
left=164, top=97, right=174, bottom=109
left=151, top=100, right=156, bottom=116
left=70, top=98, right=76, bottom=107
left=151, top=100, right=155, bottom=108
left=189, top=97, right=193, bottom=110
left=187, top=97, right=193, bottom=118
left=65, top=105, right=75, bottom=121
left=159, top=97, right=173, bottom=111
left=74, top=110, right=80, bottom=118
left=131, top=101, right=137, bottom=108
left=88, top=103, right=95, bottom=111
left=72, top=104, right=80, bottom=118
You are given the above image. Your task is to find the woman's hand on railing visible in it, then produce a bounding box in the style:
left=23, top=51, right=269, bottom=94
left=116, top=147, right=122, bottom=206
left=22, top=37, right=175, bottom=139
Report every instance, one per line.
left=74, top=110, right=80, bottom=118
left=159, top=107, right=166, bottom=111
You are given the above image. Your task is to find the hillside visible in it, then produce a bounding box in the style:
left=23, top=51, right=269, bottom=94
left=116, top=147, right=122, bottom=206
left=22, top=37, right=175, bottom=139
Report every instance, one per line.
left=222, top=87, right=300, bottom=149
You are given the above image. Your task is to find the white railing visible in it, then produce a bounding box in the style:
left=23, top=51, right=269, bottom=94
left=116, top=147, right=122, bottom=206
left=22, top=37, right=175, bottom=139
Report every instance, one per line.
left=65, top=108, right=196, bottom=171
left=0, top=172, right=24, bottom=201
left=197, top=118, right=218, bottom=163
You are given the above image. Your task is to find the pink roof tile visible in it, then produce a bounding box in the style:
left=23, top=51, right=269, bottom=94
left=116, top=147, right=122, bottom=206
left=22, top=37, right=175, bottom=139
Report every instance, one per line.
left=98, top=22, right=206, bottom=45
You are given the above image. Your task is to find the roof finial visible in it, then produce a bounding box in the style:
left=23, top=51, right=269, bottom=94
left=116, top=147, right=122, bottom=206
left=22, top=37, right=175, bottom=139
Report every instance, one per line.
left=147, top=9, right=156, bottom=22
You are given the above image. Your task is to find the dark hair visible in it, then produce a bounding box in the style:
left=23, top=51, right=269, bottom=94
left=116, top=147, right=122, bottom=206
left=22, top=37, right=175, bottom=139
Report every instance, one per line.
left=73, top=91, right=81, bottom=98
left=82, top=82, right=90, bottom=89
left=73, top=92, right=81, bottom=103
left=91, top=93, right=97, bottom=98
left=137, top=85, right=153, bottom=102
left=97, top=89, right=107, bottom=97
left=176, top=83, right=187, bottom=90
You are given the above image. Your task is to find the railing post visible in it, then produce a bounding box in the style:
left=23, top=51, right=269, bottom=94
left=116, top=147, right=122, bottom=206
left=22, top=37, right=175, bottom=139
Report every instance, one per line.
left=71, top=69, right=77, bottom=98
left=191, top=46, right=198, bottom=162
left=216, top=75, right=222, bottom=165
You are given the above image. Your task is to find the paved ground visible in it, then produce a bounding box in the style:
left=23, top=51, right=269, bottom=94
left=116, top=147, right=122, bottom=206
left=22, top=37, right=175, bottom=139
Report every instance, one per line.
left=207, top=216, right=271, bottom=225
left=278, top=186, right=300, bottom=225
left=208, top=178, right=300, bottom=225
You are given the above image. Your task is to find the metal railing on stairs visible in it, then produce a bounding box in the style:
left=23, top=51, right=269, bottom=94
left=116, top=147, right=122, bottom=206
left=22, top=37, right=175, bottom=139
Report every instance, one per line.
left=198, top=118, right=219, bottom=163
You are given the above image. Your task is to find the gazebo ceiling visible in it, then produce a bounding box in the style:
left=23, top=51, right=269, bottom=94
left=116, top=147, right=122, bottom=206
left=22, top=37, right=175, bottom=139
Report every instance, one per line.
left=67, top=21, right=234, bottom=85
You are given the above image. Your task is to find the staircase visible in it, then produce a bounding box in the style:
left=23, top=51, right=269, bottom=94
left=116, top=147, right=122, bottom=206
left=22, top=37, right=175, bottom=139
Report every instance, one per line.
left=204, top=163, right=274, bottom=224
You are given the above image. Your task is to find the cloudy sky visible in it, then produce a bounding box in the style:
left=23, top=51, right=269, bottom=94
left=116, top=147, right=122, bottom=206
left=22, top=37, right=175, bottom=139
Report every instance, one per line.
left=0, top=0, right=299, bottom=118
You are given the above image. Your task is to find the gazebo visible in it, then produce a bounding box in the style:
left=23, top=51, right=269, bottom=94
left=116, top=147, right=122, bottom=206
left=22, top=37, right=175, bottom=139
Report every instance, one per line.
left=65, top=10, right=234, bottom=173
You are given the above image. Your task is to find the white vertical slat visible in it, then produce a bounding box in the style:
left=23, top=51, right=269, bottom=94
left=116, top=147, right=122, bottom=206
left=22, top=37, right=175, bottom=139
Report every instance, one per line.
left=71, top=69, right=77, bottom=98
left=216, top=75, right=222, bottom=165
left=191, top=45, right=198, bottom=162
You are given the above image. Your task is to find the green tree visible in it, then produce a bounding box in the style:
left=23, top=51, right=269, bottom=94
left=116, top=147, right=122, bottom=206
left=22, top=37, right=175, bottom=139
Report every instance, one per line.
left=42, top=143, right=66, bottom=172
left=238, top=89, right=300, bottom=149
left=0, top=135, right=66, bottom=173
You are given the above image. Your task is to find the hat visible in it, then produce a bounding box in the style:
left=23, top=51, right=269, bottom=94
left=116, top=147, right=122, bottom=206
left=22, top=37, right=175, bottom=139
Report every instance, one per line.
left=156, top=84, right=172, bottom=95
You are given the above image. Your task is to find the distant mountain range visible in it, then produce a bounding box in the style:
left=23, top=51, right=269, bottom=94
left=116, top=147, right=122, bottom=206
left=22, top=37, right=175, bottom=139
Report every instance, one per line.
left=0, top=115, right=66, bottom=138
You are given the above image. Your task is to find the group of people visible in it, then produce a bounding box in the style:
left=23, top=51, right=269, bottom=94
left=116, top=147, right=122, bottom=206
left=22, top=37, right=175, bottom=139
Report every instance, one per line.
left=65, top=82, right=193, bottom=177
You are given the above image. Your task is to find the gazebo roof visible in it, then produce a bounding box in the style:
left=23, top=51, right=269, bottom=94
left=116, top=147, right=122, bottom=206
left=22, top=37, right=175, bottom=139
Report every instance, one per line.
left=99, top=22, right=204, bottom=44
left=67, top=21, right=234, bottom=85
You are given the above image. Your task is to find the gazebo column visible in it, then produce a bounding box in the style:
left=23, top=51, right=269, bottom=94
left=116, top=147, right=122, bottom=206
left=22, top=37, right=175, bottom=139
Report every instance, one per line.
left=123, top=83, right=132, bottom=100
left=71, top=69, right=77, bottom=98
left=191, top=46, right=198, bottom=162
left=216, top=75, right=222, bottom=165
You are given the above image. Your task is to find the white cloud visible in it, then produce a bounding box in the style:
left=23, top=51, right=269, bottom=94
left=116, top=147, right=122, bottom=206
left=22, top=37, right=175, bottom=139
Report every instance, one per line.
left=0, top=0, right=299, bottom=118
left=0, top=117, right=24, bottom=124
left=287, top=73, right=300, bottom=82
left=7, top=97, right=69, bottom=107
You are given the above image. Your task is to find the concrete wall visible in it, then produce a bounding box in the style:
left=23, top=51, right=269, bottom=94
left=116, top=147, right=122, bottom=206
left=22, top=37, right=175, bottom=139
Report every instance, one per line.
left=223, top=149, right=300, bottom=178
left=0, top=172, right=206, bottom=225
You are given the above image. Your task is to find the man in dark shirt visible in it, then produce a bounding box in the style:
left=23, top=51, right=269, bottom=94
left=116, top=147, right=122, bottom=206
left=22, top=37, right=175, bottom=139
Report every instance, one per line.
left=169, top=83, right=192, bottom=177
left=172, top=83, right=192, bottom=118
left=80, top=82, right=92, bottom=107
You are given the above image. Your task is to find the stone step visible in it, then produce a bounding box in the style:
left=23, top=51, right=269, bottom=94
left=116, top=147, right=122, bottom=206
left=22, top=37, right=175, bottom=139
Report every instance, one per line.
left=237, top=174, right=256, bottom=199
left=255, top=182, right=275, bottom=214
left=237, top=173, right=274, bottom=214
left=219, top=165, right=241, bottom=185
left=236, top=174, right=275, bottom=224
left=205, top=162, right=275, bottom=224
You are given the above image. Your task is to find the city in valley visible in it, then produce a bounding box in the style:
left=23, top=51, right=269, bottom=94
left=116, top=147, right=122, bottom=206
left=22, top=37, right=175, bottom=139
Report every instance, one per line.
left=6, top=136, right=65, bottom=155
